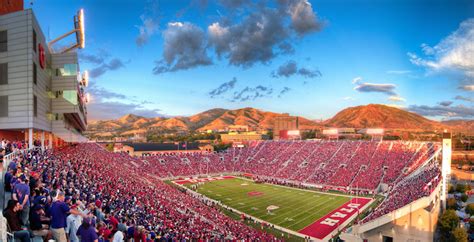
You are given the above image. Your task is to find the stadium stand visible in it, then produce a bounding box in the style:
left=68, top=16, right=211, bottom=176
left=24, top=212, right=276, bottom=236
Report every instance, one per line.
left=2, top=143, right=276, bottom=241
left=144, top=140, right=439, bottom=192
left=1, top=140, right=441, bottom=241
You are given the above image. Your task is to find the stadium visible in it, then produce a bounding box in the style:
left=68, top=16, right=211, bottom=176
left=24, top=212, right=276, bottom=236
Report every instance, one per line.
left=0, top=0, right=470, bottom=242
left=2, top=138, right=447, bottom=241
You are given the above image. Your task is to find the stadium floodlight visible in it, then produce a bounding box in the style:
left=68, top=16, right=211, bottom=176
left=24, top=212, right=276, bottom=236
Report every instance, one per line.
left=81, top=71, right=89, bottom=87
left=48, top=9, right=86, bottom=53
left=85, top=93, right=90, bottom=103
left=366, top=128, right=384, bottom=135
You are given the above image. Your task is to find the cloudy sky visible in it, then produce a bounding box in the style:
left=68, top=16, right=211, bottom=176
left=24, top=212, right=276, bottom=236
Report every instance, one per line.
left=30, top=0, right=474, bottom=120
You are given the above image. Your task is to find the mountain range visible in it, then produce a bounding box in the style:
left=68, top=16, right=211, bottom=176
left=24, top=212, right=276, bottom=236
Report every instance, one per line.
left=85, top=104, right=473, bottom=138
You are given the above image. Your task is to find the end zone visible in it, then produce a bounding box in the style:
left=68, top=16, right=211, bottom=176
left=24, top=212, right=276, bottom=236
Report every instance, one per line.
left=299, top=197, right=372, bottom=241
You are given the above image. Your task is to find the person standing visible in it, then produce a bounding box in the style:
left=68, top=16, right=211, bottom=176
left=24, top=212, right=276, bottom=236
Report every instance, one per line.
left=112, top=224, right=127, bottom=242
left=49, top=191, right=85, bottom=242
left=12, top=174, right=30, bottom=226
left=76, top=218, right=99, bottom=242
left=66, top=204, right=83, bottom=242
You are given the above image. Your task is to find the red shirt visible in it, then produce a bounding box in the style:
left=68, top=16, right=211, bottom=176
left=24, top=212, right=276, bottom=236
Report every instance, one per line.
left=109, top=216, right=119, bottom=230
left=134, top=231, right=146, bottom=242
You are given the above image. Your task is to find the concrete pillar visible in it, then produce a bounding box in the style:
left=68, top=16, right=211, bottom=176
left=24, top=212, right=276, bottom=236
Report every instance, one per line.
left=28, top=128, right=33, bottom=149
left=441, top=132, right=452, bottom=211
left=41, top=131, right=45, bottom=150
left=49, top=133, right=53, bottom=149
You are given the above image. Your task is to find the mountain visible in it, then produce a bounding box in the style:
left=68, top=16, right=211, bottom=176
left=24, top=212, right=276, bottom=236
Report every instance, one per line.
left=324, top=104, right=444, bottom=130
left=442, top=120, right=474, bottom=134
left=86, top=108, right=321, bottom=138
left=86, top=104, right=471, bottom=139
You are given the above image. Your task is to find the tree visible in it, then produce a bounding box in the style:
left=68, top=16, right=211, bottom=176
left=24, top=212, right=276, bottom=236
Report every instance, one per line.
left=301, top=130, right=316, bottom=140
left=451, top=227, right=468, bottom=242
left=465, top=203, right=474, bottom=216
left=213, top=142, right=232, bottom=152
left=447, top=198, right=458, bottom=210
left=448, top=185, right=455, bottom=194
left=456, top=183, right=467, bottom=193
left=105, top=143, right=114, bottom=152
left=267, top=130, right=273, bottom=140
left=438, top=210, right=459, bottom=236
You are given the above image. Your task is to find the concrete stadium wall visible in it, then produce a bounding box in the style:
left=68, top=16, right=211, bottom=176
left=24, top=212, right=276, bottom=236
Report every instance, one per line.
left=0, top=9, right=52, bottom=132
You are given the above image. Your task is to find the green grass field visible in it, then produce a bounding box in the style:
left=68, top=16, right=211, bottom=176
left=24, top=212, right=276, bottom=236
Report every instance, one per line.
left=184, top=177, right=350, bottom=232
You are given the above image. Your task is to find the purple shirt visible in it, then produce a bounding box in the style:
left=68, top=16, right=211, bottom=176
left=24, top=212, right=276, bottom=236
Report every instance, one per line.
left=50, top=201, right=70, bottom=229
left=8, top=161, right=17, bottom=171
left=77, top=225, right=98, bottom=242
left=13, top=183, right=30, bottom=206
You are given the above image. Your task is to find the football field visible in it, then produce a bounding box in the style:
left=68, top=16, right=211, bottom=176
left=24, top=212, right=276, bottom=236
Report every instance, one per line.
left=178, top=176, right=369, bottom=239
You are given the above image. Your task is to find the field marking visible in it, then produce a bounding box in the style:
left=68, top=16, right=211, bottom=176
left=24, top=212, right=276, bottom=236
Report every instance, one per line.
left=204, top=182, right=298, bottom=208
left=237, top=176, right=362, bottom=198
left=298, top=197, right=373, bottom=240
left=226, top=182, right=334, bottom=215
left=197, top=177, right=350, bottom=231
left=229, top=186, right=313, bottom=212
left=260, top=193, right=344, bottom=226
left=200, top=178, right=344, bottom=221
left=187, top=176, right=369, bottom=235
left=285, top=196, right=349, bottom=228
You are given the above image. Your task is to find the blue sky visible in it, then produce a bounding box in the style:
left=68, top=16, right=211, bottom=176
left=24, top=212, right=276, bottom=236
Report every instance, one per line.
left=29, top=0, right=474, bottom=120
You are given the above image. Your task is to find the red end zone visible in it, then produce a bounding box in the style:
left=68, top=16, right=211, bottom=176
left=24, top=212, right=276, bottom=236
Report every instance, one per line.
left=299, top=197, right=371, bottom=240
left=174, top=176, right=235, bottom=185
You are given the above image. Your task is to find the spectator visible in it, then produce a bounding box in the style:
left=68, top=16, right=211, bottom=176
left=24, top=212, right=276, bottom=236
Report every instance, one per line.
left=3, top=200, right=31, bottom=242
left=66, top=204, right=83, bottom=242
left=133, top=226, right=147, bottom=242
left=29, top=204, right=52, bottom=241
left=76, top=218, right=99, bottom=242
left=49, top=190, right=85, bottom=242
left=12, top=174, right=30, bottom=226
left=112, top=223, right=127, bottom=242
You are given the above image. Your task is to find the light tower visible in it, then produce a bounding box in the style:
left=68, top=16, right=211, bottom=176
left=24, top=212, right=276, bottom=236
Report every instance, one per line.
left=441, top=130, right=452, bottom=211
left=48, top=9, right=85, bottom=53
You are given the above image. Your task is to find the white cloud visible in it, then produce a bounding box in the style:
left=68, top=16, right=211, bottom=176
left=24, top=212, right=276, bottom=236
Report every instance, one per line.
left=352, top=77, right=397, bottom=96
left=408, top=18, right=474, bottom=86
left=388, top=95, right=406, bottom=102
left=352, top=77, right=362, bottom=84
left=386, top=104, right=405, bottom=109
left=460, top=85, right=474, bottom=91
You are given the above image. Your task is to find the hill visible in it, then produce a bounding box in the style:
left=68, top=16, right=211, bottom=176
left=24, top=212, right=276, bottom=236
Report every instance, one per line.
left=442, top=120, right=474, bottom=134
left=324, top=104, right=444, bottom=130
left=86, top=104, right=472, bottom=139
left=86, top=107, right=321, bottom=138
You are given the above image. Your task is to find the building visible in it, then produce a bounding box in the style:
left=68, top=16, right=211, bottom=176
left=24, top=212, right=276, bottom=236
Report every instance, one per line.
left=0, top=1, right=88, bottom=148
left=220, top=131, right=266, bottom=142
left=322, top=128, right=361, bottom=139
left=226, top=125, right=249, bottom=132
left=115, top=142, right=213, bottom=157
left=273, top=113, right=299, bottom=140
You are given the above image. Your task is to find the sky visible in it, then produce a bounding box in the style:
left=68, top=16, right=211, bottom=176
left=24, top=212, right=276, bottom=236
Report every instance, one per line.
left=28, top=0, right=474, bottom=121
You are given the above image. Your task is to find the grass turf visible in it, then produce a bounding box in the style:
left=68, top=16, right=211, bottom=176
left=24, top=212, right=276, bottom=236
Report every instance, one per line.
left=184, top=177, right=351, bottom=232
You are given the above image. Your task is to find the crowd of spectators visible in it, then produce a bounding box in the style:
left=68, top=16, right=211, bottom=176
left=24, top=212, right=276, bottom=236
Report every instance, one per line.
left=3, top=143, right=276, bottom=241
left=360, top=162, right=441, bottom=223
left=143, top=140, right=439, bottom=192
left=1, top=138, right=28, bottom=157
left=2, top=139, right=441, bottom=241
